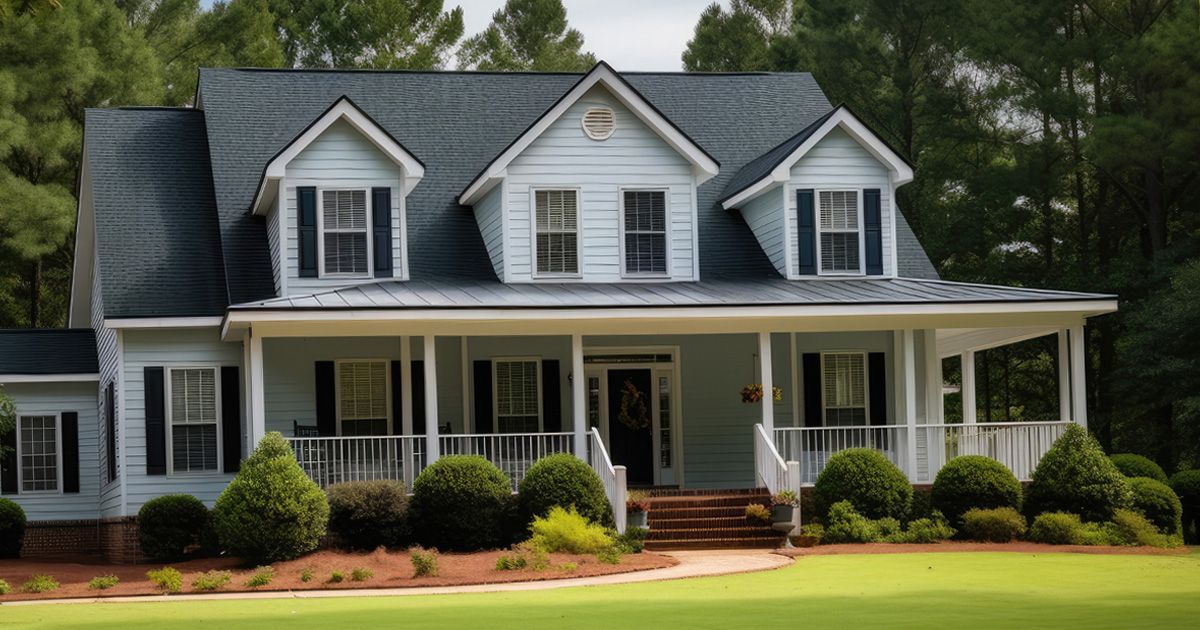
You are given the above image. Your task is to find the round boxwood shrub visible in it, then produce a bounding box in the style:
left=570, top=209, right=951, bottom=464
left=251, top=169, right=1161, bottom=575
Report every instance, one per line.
left=1024, top=425, right=1131, bottom=522
left=814, top=448, right=912, bottom=520
left=410, top=455, right=512, bottom=551
left=1109, top=454, right=1168, bottom=483
left=518, top=453, right=613, bottom=528
left=211, top=432, right=329, bottom=563
left=137, top=494, right=210, bottom=560
left=1028, top=511, right=1083, bottom=545
left=0, top=498, right=26, bottom=558
left=931, top=455, right=1022, bottom=529
left=960, top=507, right=1027, bottom=542
left=327, top=480, right=409, bottom=550
left=1170, top=469, right=1200, bottom=543
left=1127, top=476, right=1182, bottom=536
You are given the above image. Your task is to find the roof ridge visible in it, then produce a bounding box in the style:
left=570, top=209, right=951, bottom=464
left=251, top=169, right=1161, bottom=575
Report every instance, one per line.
left=0, top=328, right=94, bottom=334
left=200, top=66, right=810, bottom=78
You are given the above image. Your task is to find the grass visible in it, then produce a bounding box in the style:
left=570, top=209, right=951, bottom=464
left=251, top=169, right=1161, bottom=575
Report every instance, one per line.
left=3, top=551, right=1199, bottom=629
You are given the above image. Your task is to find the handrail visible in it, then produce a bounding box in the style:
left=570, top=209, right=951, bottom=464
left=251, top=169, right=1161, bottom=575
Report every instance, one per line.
left=588, top=428, right=627, bottom=533
left=753, top=423, right=790, bottom=496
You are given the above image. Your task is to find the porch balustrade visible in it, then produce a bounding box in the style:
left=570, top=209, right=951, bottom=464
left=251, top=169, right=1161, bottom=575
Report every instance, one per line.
left=288, top=435, right=427, bottom=489
left=439, top=432, right=576, bottom=491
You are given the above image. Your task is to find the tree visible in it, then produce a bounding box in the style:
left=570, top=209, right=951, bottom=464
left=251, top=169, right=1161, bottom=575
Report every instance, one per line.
left=458, top=0, right=594, bottom=72
left=0, top=386, right=14, bottom=463
left=681, top=0, right=793, bottom=72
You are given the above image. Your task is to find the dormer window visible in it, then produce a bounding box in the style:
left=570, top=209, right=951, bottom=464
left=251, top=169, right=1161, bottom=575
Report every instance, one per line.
left=320, top=189, right=370, bottom=277
left=622, top=189, right=669, bottom=276
left=534, top=189, right=580, bottom=276
left=817, top=190, right=862, bottom=275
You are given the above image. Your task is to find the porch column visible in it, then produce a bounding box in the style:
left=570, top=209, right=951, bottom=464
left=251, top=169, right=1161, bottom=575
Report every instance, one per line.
left=400, top=336, right=415, bottom=488
left=243, top=330, right=266, bottom=449
left=758, top=332, right=774, bottom=430
left=961, top=350, right=977, bottom=425
left=901, top=329, right=918, bottom=482
left=1057, top=329, right=1070, bottom=422
left=1069, top=323, right=1088, bottom=428
left=571, top=334, right=588, bottom=459
left=423, top=335, right=440, bottom=461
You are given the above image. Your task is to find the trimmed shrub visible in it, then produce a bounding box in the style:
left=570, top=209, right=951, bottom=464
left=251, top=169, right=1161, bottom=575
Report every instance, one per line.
left=813, top=448, right=912, bottom=520
left=137, top=494, right=210, bottom=560
left=823, top=500, right=880, bottom=544
left=495, top=541, right=549, bottom=571
left=0, top=579, right=10, bottom=595
left=410, top=547, right=438, bottom=577
left=22, top=575, right=58, bottom=593
left=88, top=575, right=119, bottom=590
left=147, top=567, right=183, bottom=594
left=1024, top=425, right=1132, bottom=522
left=410, top=455, right=511, bottom=551
left=908, top=485, right=933, bottom=521
left=1109, top=454, right=1168, bottom=483
left=327, top=571, right=345, bottom=584
left=529, top=506, right=614, bottom=554
left=931, top=455, right=1022, bottom=528
left=518, top=453, right=613, bottom=527
left=1106, top=508, right=1179, bottom=548
left=891, top=512, right=955, bottom=544
left=960, top=507, right=1027, bottom=542
left=1169, top=469, right=1200, bottom=544
left=350, top=567, right=373, bottom=582
left=0, top=498, right=26, bottom=558
left=191, top=570, right=232, bottom=592
left=1028, top=512, right=1083, bottom=545
left=211, top=433, right=329, bottom=564
left=1127, top=477, right=1182, bottom=535
left=327, top=480, right=409, bottom=550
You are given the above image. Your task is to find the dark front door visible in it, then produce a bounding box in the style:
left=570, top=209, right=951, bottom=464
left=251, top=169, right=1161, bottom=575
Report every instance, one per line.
left=606, top=369, right=654, bottom=486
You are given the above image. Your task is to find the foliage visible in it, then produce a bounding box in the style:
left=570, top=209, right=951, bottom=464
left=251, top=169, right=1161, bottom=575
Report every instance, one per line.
left=327, top=571, right=344, bottom=584
left=410, top=455, right=511, bottom=551
left=771, top=490, right=800, bottom=507
left=931, top=456, right=1023, bottom=529
left=616, top=526, right=647, bottom=554
left=799, top=523, right=824, bottom=543
left=0, top=579, right=8, bottom=595
left=299, top=567, right=314, bottom=583
left=740, top=384, right=783, bottom=403
left=1169, top=469, right=1200, bottom=543
left=960, top=507, right=1027, bottom=543
left=458, top=0, right=594, bottom=71
left=137, top=494, right=210, bottom=561
left=495, top=540, right=548, bottom=571
left=518, top=453, right=612, bottom=527
left=891, top=512, right=955, bottom=544
left=681, top=0, right=792, bottom=72
left=595, top=545, right=623, bottom=565
left=0, top=497, right=26, bottom=558
left=410, top=546, right=438, bottom=577
left=245, top=566, right=274, bottom=588
left=626, top=489, right=650, bottom=513
left=1025, top=425, right=1132, bottom=522
left=0, top=387, right=13, bottom=463
left=146, top=567, right=182, bottom=594
left=211, top=432, right=329, bottom=564
left=1109, top=454, right=1169, bottom=483
left=87, top=575, right=119, bottom=590
left=21, top=574, right=57, bottom=593
left=824, top=501, right=952, bottom=544
left=813, top=448, right=913, bottom=520
left=558, top=562, right=576, bottom=572
left=1028, top=512, right=1084, bottom=545
left=327, top=480, right=409, bottom=550
left=822, top=500, right=882, bottom=544
left=529, top=506, right=614, bottom=554
left=350, top=567, right=373, bottom=582
left=191, top=570, right=232, bottom=592
left=744, top=503, right=771, bottom=525
left=1105, top=509, right=1179, bottom=548
left=1127, top=477, right=1182, bottom=535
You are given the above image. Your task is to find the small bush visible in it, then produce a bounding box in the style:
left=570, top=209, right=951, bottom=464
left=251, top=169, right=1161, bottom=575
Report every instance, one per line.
left=616, top=526, right=648, bottom=553
left=410, top=547, right=439, bottom=577
left=410, top=455, right=512, bottom=551
left=1127, top=477, right=1183, bottom=535
left=147, top=567, right=183, bottom=594
left=559, top=562, right=577, bottom=572
left=245, top=566, right=274, bottom=588
left=88, top=575, right=120, bottom=590
left=327, top=480, right=409, bottom=551
left=1025, top=425, right=1132, bottom=522
left=191, top=570, right=232, bottom=592
left=744, top=503, right=771, bottom=525
left=0, top=579, right=10, bottom=595
left=931, top=456, right=1022, bottom=528
left=1169, top=469, right=1200, bottom=543
left=1076, top=522, right=1113, bottom=546
left=0, top=498, right=26, bottom=558
left=595, top=545, right=623, bottom=564
left=138, top=494, right=210, bottom=561
left=813, top=449, right=912, bottom=520
left=22, top=575, right=58, bottom=593
left=211, top=433, right=329, bottom=563
left=496, top=541, right=549, bottom=571
left=299, top=568, right=314, bottom=583
left=1106, top=509, right=1179, bottom=548
left=327, top=571, right=345, bottom=584
left=1028, top=512, right=1083, bottom=545
left=1109, top=454, right=1168, bottom=483
left=518, top=453, right=613, bottom=527
left=799, top=523, right=824, bottom=543
left=529, top=506, right=614, bottom=554
left=891, top=512, right=955, bottom=543
left=961, top=507, right=1027, bottom=542
left=823, top=500, right=880, bottom=544
left=350, top=567, right=373, bottom=582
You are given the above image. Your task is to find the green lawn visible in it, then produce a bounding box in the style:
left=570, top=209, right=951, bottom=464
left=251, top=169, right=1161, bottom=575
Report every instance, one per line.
left=4, top=551, right=1199, bottom=629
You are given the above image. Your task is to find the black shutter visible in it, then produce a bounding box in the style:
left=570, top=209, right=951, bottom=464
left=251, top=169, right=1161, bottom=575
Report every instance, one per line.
left=315, top=361, right=336, bottom=437
left=868, top=352, right=887, bottom=426
left=105, top=383, right=116, bottom=481
left=298, top=186, right=318, bottom=278
left=473, top=360, right=493, bottom=434
left=802, top=353, right=823, bottom=427
left=542, top=360, right=562, bottom=432
left=144, top=367, right=166, bottom=475
left=372, top=187, right=393, bottom=278
left=62, top=412, right=79, bottom=493
left=864, top=189, right=883, bottom=275
left=797, top=189, right=817, bottom=275
left=1, top=422, right=17, bottom=494
left=411, top=361, right=425, bottom=435
left=221, top=366, right=242, bottom=473
left=390, top=361, right=404, bottom=435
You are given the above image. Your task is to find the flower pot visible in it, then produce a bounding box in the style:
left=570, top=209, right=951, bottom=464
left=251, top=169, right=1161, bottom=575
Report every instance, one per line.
left=628, top=510, right=648, bottom=529
left=771, top=504, right=794, bottom=524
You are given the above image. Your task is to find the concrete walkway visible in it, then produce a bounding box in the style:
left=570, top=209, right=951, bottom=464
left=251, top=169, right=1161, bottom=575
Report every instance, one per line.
left=2, top=550, right=792, bottom=606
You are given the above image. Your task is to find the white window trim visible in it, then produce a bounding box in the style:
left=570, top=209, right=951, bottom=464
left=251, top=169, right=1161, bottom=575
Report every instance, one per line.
left=316, top=187, right=374, bottom=279
left=529, top=187, right=583, bottom=280
left=165, top=366, right=223, bottom=477
left=334, top=359, right=393, bottom=437
left=618, top=187, right=672, bottom=279
left=491, top=357, right=543, bottom=434
left=15, top=412, right=63, bottom=495
left=815, top=188, right=866, bottom=276
left=820, top=351, right=870, bottom=427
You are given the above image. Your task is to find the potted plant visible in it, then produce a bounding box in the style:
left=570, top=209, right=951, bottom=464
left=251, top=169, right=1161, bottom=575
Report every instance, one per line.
left=770, top=490, right=800, bottom=524
left=740, top=384, right=783, bottom=404
left=745, top=503, right=772, bottom=525
left=626, top=489, right=650, bottom=529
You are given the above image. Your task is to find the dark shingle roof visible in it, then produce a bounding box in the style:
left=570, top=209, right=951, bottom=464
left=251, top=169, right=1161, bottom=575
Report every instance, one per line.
left=718, top=106, right=839, bottom=204
left=0, top=329, right=98, bottom=375
left=85, top=108, right=228, bottom=318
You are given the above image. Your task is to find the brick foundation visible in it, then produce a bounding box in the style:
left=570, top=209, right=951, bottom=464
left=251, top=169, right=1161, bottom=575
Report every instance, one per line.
left=21, top=517, right=143, bottom=564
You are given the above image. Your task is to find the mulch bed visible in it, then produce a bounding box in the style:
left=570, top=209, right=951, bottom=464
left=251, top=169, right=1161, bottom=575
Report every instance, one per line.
left=0, top=548, right=677, bottom=602
left=776, top=541, right=1192, bottom=557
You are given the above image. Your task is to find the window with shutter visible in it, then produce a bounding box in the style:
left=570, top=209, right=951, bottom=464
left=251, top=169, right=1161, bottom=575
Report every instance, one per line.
left=321, top=189, right=370, bottom=276
left=822, top=352, right=868, bottom=426
left=338, top=361, right=389, bottom=436
left=494, top=359, right=540, bottom=433
left=168, top=368, right=220, bottom=473
left=534, top=190, right=579, bottom=276
left=817, top=190, right=863, bottom=274
left=622, top=190, right=668, bottom=276
left=19, top=415, right=59, bottom=493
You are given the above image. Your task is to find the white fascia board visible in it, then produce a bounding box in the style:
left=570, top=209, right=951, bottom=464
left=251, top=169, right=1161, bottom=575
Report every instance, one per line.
left=105, top=316, right=224, bottom=329
left=936, top=326, right=1062, bottom=358
left=460, top=63, right=720, bottom=206
left=0, top=373, right=100, bottom=384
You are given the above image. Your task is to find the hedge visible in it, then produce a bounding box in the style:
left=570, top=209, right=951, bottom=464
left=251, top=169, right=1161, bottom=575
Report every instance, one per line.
left=813, top=448, right=912, bottom=520
left=410, top=455, right=512, bottom=551
left=137, top=494, right=210, bottom=560
left=327, top=480, right=409, bottom=550
left=931, top=455, right=1022, bottom=528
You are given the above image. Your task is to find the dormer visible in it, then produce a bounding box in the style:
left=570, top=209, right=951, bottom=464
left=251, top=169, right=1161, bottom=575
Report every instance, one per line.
left=251, top=97, right=425, bottom=296
left=460, top=62, right=719, bottom=283
left=721, top=106, right=913, bottom=279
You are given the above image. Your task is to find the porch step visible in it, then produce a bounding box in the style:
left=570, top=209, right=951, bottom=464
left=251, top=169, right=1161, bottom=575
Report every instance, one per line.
left=647, top=526, right=781, bottom=541
left=640, top=487, right=783, bottom=552
left=647, top=494, right=771, bottom=510
left=649, top=515, right=753, bottom=529
left=643, top=537, right=782, bottom=551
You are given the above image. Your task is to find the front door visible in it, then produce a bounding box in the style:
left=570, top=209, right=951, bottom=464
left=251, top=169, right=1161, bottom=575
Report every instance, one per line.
left=606, top=369, right=655, bottom=486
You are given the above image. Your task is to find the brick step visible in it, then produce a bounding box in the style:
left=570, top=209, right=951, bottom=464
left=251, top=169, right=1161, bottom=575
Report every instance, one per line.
left=647, top=526, right=781, bottom=541
left=649, top=506, right=758, bottom=520
left=645, top=487, right=770, bottom=498
left=649, top=515, right=754, bottom=529
left=648, top=495, right=771, bottom=510
left=644, top=537, right=782, bottom=551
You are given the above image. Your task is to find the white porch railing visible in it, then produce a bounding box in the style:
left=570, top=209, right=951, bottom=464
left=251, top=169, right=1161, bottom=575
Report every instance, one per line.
left=774, top=426, right=910, bottom=485
left=919, top=421, right=1071, bottom=482
left=288, top=435, right=427, bottom=489
left=439, top=432, right=575, bottom=491
left=753, top=423, right=793, bottom=495
left=588, top=428, right=627, bottom=533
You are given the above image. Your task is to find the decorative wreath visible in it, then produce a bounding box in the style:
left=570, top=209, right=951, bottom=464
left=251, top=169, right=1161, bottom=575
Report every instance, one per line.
left=617, top=378, right=650, bottom=431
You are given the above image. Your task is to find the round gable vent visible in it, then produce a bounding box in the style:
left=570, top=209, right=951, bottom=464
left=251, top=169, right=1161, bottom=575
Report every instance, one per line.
left=581, top=107, right=615, bottom=140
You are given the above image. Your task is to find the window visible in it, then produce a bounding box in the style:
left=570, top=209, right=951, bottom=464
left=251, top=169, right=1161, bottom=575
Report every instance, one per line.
left=168, top=368, right=220, bottom=473
left=19, top=415, right=58, bottom=493
left=494, top=359, right=540, bottom=433
left=534, top=190, right=579, bottom=275
left=658, top=375, right=672, bottom=468
left=622, top=190, right=668, bottom=276
left=338, top=361, right=389, bottom=436
left=322, top=189, right=369, bottom=276
left=822, top=353, right=867, bottom=426
left=817, top=190, right=862, bottom=274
